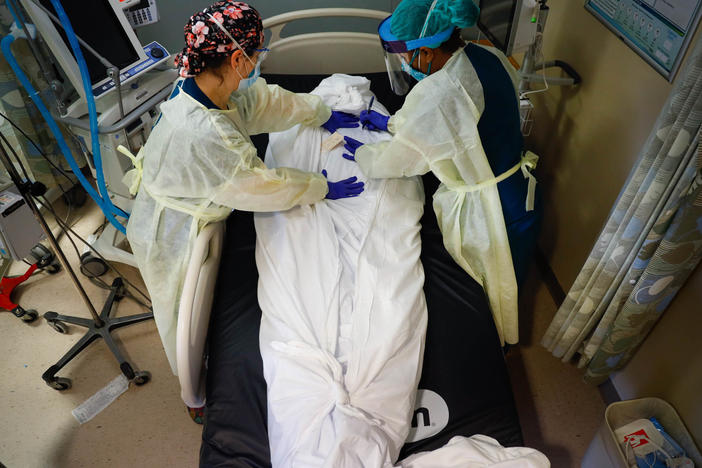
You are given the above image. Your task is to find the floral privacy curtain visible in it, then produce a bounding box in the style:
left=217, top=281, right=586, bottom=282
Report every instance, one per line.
left=542, top=37, right=702, bottom=385
left=0, top=1, right=79, bottom=189
left=585, top=147, right=702, bottom=384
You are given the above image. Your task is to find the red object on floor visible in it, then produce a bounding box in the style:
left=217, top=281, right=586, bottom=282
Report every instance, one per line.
left=0, top=263, right=38, bottom=311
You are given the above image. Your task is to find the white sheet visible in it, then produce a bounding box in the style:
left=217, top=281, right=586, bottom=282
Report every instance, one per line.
left=400, top=435, right=550, bottom=467
left=254, top=74, right=549, bottom=468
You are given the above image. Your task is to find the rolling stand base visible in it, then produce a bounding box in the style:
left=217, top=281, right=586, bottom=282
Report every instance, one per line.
left=41, top=277, right=153, bottom=390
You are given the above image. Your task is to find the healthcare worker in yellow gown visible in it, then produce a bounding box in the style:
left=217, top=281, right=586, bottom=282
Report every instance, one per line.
left=345, top=0, right=542, bottom=346
left=125, top=1, right=363, bottom=373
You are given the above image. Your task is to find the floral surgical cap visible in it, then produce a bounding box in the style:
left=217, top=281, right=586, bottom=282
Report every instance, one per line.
left=174, top=1, right=263, bottom=78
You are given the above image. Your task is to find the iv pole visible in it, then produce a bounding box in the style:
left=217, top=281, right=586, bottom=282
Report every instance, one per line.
left=519, top=0, right=582, bottom=94
left=0, top=132, right=153, bottom=390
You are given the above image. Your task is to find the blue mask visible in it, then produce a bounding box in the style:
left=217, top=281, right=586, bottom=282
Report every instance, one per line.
left=236, top=49, right=268, bottom=92
left=402, top=50, right=432, bottom=82
left=401, top=59, right=430, bottom=81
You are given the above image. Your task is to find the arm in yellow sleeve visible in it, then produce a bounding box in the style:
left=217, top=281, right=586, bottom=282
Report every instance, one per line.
left=230, top=78, right=332, bottom=135
left=355, top=98, right=430, bottom=179
left=355, top=135, right=430, bottom=180
left=211, top=141, right=328, bottom=212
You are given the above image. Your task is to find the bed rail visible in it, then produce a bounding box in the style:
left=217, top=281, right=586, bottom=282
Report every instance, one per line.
left=261, top=8, right=390, bottom=75
left=177, top=221, right=226, bottom=408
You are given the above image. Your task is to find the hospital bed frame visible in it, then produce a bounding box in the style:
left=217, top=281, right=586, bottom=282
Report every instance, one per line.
left=178, top=9, right=524, bottom=464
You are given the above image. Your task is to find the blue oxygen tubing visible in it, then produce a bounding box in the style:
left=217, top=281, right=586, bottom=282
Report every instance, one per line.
left=49, top=0, right=129, bottom=223
left=0, top=33, right=127, bottom=234
left=6, top=0, right=27, bottom=26
left=0, top=0, right=129, bottom=234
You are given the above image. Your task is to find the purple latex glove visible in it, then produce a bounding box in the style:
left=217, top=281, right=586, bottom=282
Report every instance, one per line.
left=360, top=110, right=389, bottom=132
left=322, top=111, right=359, bottom=133
left=322, top=170, right=364, bottom=199
left=342, top=136, right=364, bottom=162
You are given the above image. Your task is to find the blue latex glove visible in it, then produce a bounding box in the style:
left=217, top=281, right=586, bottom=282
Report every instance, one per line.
left=322, top=111, right=359, bottom=133
left=342, top=136, right=364, bottom=162
left=322, top=170, right=364, bottom=200
left=360, top=110, right=389, bottom=132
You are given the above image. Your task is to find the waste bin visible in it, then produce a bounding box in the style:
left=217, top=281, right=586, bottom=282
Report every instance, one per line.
left=582, top=397, right=702, bottom=467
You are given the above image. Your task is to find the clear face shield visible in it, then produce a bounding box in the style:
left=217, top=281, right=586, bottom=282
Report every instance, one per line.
left=378, top=10, right=455, bottom=95
left=383, top=50, right=412, bottom=96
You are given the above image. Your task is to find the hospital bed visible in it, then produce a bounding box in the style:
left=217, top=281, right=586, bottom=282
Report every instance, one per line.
left=175, top=9, right=524, bottom=465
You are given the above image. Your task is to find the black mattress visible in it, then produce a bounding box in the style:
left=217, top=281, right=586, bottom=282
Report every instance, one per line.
left=200, top=73, right=522, bottom=467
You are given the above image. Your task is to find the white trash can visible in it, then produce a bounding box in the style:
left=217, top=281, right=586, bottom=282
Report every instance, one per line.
left=582, top=397, right=702, bottom=467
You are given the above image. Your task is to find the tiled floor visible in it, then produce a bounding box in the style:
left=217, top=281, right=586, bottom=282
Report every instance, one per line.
left=1, top=202, right=604, bottom=467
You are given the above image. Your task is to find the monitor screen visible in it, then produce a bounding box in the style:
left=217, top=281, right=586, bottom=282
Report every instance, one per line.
left=39, top=0, right=140, bottom=85
left=477, top=0, right=519, bottom=53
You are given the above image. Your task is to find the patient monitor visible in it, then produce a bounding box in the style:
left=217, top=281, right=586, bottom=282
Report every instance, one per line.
left=20, top=0, right=173, bottom=116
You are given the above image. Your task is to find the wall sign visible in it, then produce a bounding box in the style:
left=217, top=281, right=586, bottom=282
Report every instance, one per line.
left=585, top=0, right=702, bottom=80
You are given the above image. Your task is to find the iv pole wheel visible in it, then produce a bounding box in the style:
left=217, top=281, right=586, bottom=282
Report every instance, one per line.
left=47, top=319, right=68, bottom=334
left=20, top=309, right=38, bottom=323
left=133, top=371, right=151, bottom=386
left=79, top=253, right=108, bottom=278
left=113, top=281, right=127, bottom=302
left=47, top=377, right=72, bottom=391
left=31, top=244, right=60, bottom=273
left=43, top=311, right=69, bottom=333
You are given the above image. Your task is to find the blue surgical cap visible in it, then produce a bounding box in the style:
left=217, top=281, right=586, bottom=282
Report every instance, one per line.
left=390, top=0, right=480, bottom=43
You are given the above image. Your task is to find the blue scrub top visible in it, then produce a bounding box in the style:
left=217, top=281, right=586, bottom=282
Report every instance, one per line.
left=463, top=43, right=527, bottom=225
left=182, top=77, right=220, bottom=110
left=464, top=43, right=542, bottom=286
